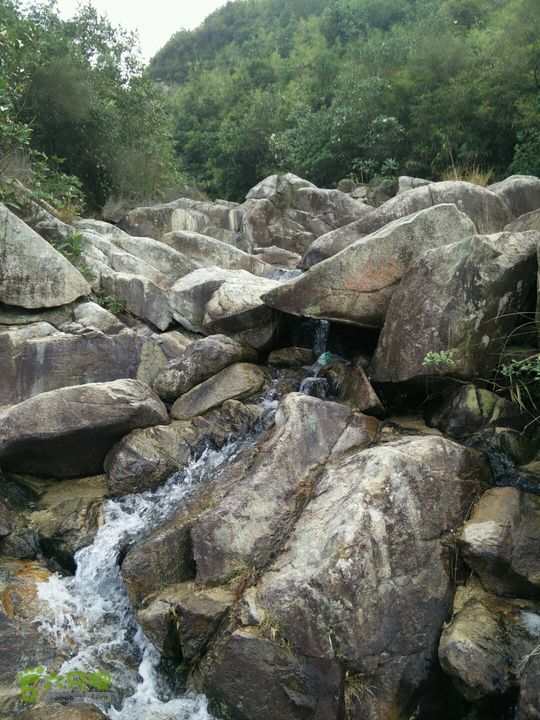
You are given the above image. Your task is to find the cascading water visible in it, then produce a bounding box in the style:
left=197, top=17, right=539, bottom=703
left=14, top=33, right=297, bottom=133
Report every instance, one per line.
left=299, top=320, right=332, bottom=397
left=34, top=403, right=277, bottom=719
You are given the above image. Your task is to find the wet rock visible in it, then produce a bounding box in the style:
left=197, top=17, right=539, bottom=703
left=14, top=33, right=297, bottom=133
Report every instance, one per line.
left=0, top=559, right=64, bottom=715
left=162, top=230, right=269, bottom=275
left=461, top=487, right=540, bottom=598
left=267, top=347, right=315, bottom=367
left=439, top=579, right=540, bottom=702
left=517, top=652, right=540, bottom=720
left=105, top=401, right=260, bottom=496
left=371, top=231, right=538, bottom=383
left=190, top=394, right=380, bottom=584
left=489, top=174, right=540, bottom=221
left=0, top=379, right=168, bottom=477
left=138, top=581, right=234, bottom=661
left=29, top=475, right=107, bottom=572
left=171, top=363, right=269, bottom=420
left=266, top=204, right=476, bottom=325
left=339, top=365, right=385, bottom=417
left=302, top=181, right=510, bottom=264
left=153, top=334, right=257, bottom=402
left=0, top=204, right=89, bottom=308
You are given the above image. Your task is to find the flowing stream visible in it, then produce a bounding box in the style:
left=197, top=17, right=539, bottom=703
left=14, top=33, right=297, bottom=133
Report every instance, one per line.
left=34, top=402, right=277, bottom=719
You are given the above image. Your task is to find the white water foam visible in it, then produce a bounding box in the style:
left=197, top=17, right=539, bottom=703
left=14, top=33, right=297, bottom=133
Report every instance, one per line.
left=34, top=437, right=255, bottom=720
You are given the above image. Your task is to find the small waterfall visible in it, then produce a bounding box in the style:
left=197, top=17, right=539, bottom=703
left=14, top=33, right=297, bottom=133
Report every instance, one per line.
left=34, top=404, right=276, bottom=719
left=313, top=320, right=330, bottom=358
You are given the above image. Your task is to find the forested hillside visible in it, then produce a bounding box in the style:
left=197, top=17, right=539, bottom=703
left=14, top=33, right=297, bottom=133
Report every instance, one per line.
left=151, top=0, right=540, bottom=200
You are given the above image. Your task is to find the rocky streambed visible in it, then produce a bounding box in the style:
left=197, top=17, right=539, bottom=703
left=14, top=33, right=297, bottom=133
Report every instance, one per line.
left=0, top=172, right=540, bottom=720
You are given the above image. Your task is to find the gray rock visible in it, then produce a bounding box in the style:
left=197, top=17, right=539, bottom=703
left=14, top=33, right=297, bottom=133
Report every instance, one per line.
left=190, top=394, right=380, bottom=584
left=162, top=230, right=270, bottom=275
left=489, top=174, right=540, bottom=220
left=264, top=204, right=476, bottom=326
left=506, top=207, right=540, bottom=233
left=0, top=204, right=89, bottom=308
left=0, top=379, right=168, bottom=477
left=153, top=334, right=257, bottom=402
left=0, top=323, right=146, bottom=406
left=397, top=175, right=431, bottom=194
left=168, top=266, right=233, bottom=332
left=371, top=231, right=538, bottom=382
left=101, top=269, right=172, bottom=330
left=18, top=704, right=110, bottom=720
left=171, top=363, right=269, bottom=420
left=461, top=487, right=540, bottom=598
left=246, top=436, right=490, bottom=720
left=339, top=365, right=385, bottom=417
left=252, top=245, right=301, bottom=268
left=302, top=180, right=510, bottom=265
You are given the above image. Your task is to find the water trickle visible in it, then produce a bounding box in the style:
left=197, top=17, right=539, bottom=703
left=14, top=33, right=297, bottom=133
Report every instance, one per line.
left=34, top=406, right=275, bottom=719
left=313, top=320, right=330, bottom=358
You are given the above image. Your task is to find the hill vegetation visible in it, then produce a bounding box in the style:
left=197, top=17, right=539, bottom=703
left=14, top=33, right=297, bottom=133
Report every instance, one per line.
left=151, top=0, right=540, bottom=199
left=1, top=0, right=539, bottom=211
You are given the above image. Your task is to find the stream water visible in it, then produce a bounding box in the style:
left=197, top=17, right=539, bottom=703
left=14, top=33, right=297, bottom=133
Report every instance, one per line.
left=34, top=404, right=276, bottom=720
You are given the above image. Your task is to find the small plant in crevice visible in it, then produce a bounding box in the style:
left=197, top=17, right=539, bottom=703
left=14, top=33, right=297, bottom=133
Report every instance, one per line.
left=498, top=353, right=540, bottom=415
left=344, top=670, right=376, bottom=718
left=95, top=291, right=126, bottom=317
left=423, top=350, right=455, bottom=369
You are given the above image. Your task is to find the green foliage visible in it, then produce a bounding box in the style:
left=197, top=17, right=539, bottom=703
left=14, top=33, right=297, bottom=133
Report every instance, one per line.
left=0, top=0, right=185, bottom=212
left=150, top=0, right=540, bottom=200
left=423, top=350, right=456, bottom=368
left=499, top=354, right=540, bottom=413
left=95, top=292, right=126, bottom=316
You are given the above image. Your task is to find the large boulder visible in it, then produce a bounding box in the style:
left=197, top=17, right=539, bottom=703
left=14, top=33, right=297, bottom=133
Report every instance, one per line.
left=119, top=197, right=243, bottom=246
left=439, top=579, right=540, bottom=703
left=0, top=204, right=89, bottom=308
left=153, top=334, right=257, bottom=402
left=242, top=173, right=373, bottom=254
left=461, top=487, right=540, bottom=598
left=264, top=204, right=476, bottom=326
left=121, top=395, right=379, bottom=607
left=0, top=379, right=168, bottom=477
left=302, top=181, right=510, bottom=265
left=101, top=270, right=172, bottom=331
left=170, top=363, right=269, bottom=420
left=169, top=267, right=281, bottom=348
left=200, top=435, right=490, bottom=720
left=489, top=174, right=540, bottom=221
left=505, top=207, right=540, bottom=233
left=162, top=230, right=270, bottom=276
left=0, top=323, right=145, bottom=406
left=189, top=394, right=380, bottom=585
left=371, top=231, right=538, bottom=383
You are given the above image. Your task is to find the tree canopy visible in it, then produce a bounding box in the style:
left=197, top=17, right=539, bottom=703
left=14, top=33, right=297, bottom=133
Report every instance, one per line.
left=151, top=0, right=540, bottom=200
